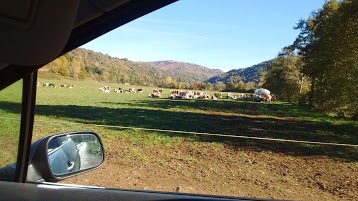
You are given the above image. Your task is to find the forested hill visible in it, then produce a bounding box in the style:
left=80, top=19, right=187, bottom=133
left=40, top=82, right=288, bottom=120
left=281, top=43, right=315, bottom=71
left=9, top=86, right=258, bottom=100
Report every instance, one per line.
left=142, top=61, right=223, bottom=84
left=206, top=60, right=273, bottom=84
left=39, top=48, right=162, bottom=86
left=38, top=48, right=222, bottom=87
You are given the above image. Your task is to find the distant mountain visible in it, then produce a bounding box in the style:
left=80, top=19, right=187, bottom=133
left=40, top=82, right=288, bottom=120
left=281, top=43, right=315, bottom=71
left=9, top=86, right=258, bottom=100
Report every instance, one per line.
left=142, top=61, right=223, bottom=84
left=38, top=48, right=223, bottom=87
left=207, top=60, right=273, bottom=84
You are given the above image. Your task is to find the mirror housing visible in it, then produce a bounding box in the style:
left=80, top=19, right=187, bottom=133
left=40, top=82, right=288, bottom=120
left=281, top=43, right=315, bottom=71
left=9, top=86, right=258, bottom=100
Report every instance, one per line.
left=27, top=130, right=104, bottom=182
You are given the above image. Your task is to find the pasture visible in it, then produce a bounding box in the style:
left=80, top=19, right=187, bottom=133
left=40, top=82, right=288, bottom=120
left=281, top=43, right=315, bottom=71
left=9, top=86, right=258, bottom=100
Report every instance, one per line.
left=0, top=78, right=357, bottom=200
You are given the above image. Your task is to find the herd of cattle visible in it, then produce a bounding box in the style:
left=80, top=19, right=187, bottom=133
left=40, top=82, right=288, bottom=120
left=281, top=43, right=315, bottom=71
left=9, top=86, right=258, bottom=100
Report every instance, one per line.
left=167, top=90, right=214, bottom=100
left=99, top=86, right=144, bottom=93
left=38, top=82, right=75, bottom=88
left=147, top=88, right=273, bottom=102
left=162, top=89, right=273, bottom=102
left=39, top=81, right=273, bottom=102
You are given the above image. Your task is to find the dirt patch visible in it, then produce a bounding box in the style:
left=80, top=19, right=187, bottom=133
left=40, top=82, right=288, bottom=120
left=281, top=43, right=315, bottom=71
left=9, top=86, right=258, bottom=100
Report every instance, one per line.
left=63, top=138, right=358, bottom=201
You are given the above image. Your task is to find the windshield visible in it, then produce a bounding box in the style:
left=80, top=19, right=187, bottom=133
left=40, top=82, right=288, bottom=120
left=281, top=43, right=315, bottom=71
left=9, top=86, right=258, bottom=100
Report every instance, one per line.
left=29, top=0, right=358, bottom=200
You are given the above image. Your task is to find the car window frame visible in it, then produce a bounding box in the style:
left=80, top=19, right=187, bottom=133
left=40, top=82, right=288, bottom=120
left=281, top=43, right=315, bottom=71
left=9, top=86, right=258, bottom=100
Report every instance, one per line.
left=12, top=72, right=38, bottom=183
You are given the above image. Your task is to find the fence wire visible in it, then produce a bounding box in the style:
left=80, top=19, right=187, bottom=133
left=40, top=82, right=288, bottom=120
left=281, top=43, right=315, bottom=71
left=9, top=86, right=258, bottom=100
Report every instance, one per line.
left=1, top=116, right=357, bottom=147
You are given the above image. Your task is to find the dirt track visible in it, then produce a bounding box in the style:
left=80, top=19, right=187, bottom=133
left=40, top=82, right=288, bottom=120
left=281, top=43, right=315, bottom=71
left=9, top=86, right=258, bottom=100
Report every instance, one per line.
left=64, top=138, right=358, bottom=201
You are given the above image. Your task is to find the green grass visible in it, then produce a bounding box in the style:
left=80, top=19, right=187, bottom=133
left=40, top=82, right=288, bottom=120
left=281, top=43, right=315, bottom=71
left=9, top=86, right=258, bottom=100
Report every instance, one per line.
left=0, top=80, right=22, bottom=167
left=1, top=78, right=357, bottom=164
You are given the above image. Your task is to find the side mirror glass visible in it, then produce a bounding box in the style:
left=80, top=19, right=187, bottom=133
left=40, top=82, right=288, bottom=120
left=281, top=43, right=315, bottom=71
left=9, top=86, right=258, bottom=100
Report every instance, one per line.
left=47, top=133, right=104, bottom=176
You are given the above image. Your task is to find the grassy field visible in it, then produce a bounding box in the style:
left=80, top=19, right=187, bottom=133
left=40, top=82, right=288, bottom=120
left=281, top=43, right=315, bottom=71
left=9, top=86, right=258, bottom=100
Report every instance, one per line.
left=1, top=78, right=357, bottom=200
left=29, top=79, right=358, bottom=158
left=0, top=81, right=22, bottom=167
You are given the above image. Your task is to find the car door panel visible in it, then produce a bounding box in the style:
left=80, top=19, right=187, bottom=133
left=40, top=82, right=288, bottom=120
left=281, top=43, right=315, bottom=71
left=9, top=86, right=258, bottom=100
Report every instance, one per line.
left=0, top=181, right=270, bottom=201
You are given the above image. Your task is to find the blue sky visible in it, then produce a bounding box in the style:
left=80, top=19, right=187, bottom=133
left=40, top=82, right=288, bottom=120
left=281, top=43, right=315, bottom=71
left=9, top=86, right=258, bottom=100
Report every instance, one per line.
left=82, top=0, right=326, bottom=72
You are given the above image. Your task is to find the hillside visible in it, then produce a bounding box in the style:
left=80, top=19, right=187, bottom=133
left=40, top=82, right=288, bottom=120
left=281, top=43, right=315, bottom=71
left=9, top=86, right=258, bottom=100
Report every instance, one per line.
left=207, top=60, right=273, bottom=84
left=142, top=61, right=223, bottom=84
left=39, top=48, right=222, bottom=88
left=39, top=48, right=162, bottom=85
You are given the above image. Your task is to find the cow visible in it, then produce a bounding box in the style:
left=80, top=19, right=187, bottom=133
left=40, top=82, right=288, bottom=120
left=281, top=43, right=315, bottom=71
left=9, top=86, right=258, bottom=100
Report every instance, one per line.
left=136, top=88, right=143, bottom=93
left=260, top=94, right=272, bottom=102
left=227, top=93, right=237, bottom=99
left=43, top=83, right=55, bottom=88
left=168, top=94, right=176, bottom=99
left=149, top=92, right=161, bottom=98
left=61, top=84, right=75, bottom=88
left=112, top=87, right=123, bottom=93
left=168, top=90, right=187, bottom=99
left=99, top=86, right=110, bottom=93
left=252, top=94, right=262, bottom=102
left=214, top=92, right=222, bottom=98
left=128, top=88, right=136, bottom=93
left=154, top=89, right=163, bottom=93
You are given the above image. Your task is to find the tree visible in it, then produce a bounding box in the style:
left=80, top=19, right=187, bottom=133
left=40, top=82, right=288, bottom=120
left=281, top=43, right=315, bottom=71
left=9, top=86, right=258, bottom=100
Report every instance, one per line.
left=176, top=82, right=187, bottom=89
left=289, top=0, right=358, bottom=117
left=236, top=80, right=245, bottom=91
left=58, top=65, right=69, bottom=76
left=78, top=67, right=87, bottom=80
left=162, top=76, right=174, bottom=88
left=225, top=82, right=237, bottom=92
left=263, top=50, right=305, bottom=103
left=244, top=82, right=256, bottom=92
left=204, top=82, right=213, bottom=91
left=214, top=81, right=226, bottom=91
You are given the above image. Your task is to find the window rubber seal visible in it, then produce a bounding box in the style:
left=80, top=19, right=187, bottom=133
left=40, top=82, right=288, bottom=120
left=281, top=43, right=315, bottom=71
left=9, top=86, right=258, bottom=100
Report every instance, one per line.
left=14, top=71, right=37, bottom=182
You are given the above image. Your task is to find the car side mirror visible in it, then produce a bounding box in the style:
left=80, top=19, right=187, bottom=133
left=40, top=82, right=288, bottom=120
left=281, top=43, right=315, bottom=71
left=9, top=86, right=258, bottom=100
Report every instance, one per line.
left=27, top=131, right=104, bottom=182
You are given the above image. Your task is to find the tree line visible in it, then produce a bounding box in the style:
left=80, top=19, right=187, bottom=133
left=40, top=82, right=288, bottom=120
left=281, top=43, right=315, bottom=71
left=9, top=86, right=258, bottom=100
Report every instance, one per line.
left=263, top=0, right=357, bottom=119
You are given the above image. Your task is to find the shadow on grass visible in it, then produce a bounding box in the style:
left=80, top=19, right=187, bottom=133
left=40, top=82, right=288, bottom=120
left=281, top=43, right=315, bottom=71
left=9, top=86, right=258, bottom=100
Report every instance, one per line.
left=0, top=101, right=357, bottom=161
left=108, top=99, right=342, bottom=121
left=103, top=99, right=259, bottom=115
